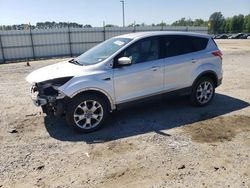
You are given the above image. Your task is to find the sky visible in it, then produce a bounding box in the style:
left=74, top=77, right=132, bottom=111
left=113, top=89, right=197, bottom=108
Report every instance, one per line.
left=0, top=0, right=249, bottom=26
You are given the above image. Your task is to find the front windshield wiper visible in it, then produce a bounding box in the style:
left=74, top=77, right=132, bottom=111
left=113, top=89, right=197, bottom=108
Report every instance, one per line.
left=68, top=59, right=82, bottom=66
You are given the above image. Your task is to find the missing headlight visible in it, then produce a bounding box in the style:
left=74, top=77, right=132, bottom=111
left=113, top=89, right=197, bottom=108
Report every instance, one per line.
left=36, top=76, right=73, bottom=95
left=37, top=77, right=73, bottom=87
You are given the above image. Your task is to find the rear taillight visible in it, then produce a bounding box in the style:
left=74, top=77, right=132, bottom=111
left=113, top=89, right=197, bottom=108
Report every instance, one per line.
left=212, top=50, right=223, bottom=60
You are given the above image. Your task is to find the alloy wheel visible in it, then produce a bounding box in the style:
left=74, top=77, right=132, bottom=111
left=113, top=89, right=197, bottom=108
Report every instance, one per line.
left=73, top=100, right=104, bottom=129
left=196, top=81, right=214, bottom=104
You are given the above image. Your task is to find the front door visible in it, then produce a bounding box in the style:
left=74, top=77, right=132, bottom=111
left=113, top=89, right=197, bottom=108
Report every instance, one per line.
left=113, top=37, right=164, bottom=104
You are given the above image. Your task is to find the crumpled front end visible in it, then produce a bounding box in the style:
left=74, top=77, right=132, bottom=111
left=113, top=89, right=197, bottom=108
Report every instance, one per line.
left=29, top=77, right=73, bottom=116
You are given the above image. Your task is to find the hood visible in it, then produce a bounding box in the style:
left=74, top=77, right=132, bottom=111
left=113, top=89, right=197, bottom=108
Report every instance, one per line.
left=26, top=61, right=93, bottom=83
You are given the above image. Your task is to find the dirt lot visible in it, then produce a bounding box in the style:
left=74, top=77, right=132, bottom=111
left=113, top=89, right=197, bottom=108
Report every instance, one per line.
left=0, top=39, right=250, bottom=188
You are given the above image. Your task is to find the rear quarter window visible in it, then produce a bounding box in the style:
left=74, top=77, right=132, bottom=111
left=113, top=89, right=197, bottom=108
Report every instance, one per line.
left=192, top=37, right=209, bottom=51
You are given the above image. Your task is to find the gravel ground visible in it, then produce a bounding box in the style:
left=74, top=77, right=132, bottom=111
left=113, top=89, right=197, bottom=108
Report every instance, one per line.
left=0, top=39, right=250, bottom=188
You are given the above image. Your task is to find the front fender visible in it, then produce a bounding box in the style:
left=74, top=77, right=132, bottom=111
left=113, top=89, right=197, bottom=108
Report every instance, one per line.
left=58, top=72, right=116, bottom=109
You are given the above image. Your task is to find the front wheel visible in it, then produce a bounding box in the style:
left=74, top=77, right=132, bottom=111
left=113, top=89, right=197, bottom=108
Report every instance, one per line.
left=190, top=77, right=215, bottom=106
left=66, top=94, right=108, bottom=133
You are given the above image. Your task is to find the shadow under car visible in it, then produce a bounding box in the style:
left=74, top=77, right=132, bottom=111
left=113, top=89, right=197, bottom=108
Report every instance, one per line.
left=44, top=93, right=249, bottom=143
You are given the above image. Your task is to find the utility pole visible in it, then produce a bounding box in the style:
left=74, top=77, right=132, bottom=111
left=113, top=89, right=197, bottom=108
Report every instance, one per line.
left=120, top=0, right=125, bottom=27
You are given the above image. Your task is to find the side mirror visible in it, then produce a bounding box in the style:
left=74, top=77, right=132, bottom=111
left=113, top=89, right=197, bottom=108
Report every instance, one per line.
left=118, top=57, right=131, bottom=66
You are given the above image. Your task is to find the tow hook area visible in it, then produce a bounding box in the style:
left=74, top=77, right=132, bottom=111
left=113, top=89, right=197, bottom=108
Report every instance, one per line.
left=31, top=94, right=56, bottom=107
left=41, top=98, right=66, bottom=117
left=30, top=83, right=67, bottom=116
left=33, top=97, right=47, bottom=106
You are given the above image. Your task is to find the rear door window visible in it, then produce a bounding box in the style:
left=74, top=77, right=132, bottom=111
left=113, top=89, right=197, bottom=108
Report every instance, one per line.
left=160, top=35, right=208, bottom=58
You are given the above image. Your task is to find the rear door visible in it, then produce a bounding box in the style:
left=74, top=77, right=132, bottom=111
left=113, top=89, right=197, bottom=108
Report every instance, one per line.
left=160, top=35, right=208, bottom=91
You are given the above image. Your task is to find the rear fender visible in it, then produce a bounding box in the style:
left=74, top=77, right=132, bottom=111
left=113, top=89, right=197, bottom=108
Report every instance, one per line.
left=191, top=63, right=220, bottom=84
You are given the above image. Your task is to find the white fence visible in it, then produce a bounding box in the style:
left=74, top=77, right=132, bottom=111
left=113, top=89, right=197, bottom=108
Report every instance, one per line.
left=0, top=26, right=208, bottom=63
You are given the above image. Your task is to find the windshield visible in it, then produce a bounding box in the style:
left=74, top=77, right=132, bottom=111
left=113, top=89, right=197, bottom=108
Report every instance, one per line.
left=75, top=37, right=132, bottom=65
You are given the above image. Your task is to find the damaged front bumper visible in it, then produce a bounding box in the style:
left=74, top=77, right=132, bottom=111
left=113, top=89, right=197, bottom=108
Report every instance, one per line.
left=30, top=84, right=66, bottom=116
left=30, top=85, right=46, bottom=106
left=30, top=84, right=65, bottom=106
left=28, top=76, right=73, bottom=116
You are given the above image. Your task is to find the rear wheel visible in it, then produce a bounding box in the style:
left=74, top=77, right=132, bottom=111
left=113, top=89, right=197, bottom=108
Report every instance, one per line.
left=190, top=77, right=215, bottom=106
left=66, top=94, right=108, bottom=133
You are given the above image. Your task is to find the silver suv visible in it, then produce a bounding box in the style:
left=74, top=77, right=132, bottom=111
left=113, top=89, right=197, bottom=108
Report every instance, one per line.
left=26, top=31, right=223, bottom=132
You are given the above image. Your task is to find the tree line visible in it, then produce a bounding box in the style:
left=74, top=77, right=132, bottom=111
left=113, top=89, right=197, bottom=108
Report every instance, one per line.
left=209, top=12, right=250, bottom=34
left=162, top=12, right=250, bottom=34
left=0, top=12, right=249, bottom=34
left=0, top=22, right=92, bottom=30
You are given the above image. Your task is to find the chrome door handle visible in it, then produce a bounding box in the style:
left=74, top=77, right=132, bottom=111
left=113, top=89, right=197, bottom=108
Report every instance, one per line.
left=102, top=77, right=111, bottom=81
left=150, top=66, right=160, bottom=71
left=191, top=59, right=197, bottom=63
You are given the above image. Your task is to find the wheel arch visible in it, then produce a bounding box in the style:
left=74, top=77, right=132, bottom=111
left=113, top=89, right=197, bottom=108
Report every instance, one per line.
left=192, top=70, right=218, bottom=88
left=69, top=88, right=115, bottom=111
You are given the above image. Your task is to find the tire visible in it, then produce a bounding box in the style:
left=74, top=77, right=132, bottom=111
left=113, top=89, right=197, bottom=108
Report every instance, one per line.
left=190, top=77, right=215, bottom=106
left=42, top=105, right=54, bottom=117
left=66, top=94, right=108, bottom=133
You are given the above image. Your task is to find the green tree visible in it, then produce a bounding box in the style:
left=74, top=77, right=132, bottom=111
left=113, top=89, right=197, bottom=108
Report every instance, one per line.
left=193, top=19, right=205, bottom=26
left=231, top=14, right=244, bottom=33
left=156, top=22, right=167, bottom=27
left=244, top=14, right=250, bottom=32
left=105, top=24, right=115, bottom=27
left=220, top=20, right=226, bottom=33
left=225, top=18, right=232, bottom=33
left=127, top=23, right=135, bottom=27
left=209, top=12, right=225, bottom=34
left=220, top=18, right=232, bottom=33
left=83, top=24, right=92, bottom=28
left=172, top=18, right=189, bottom=26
